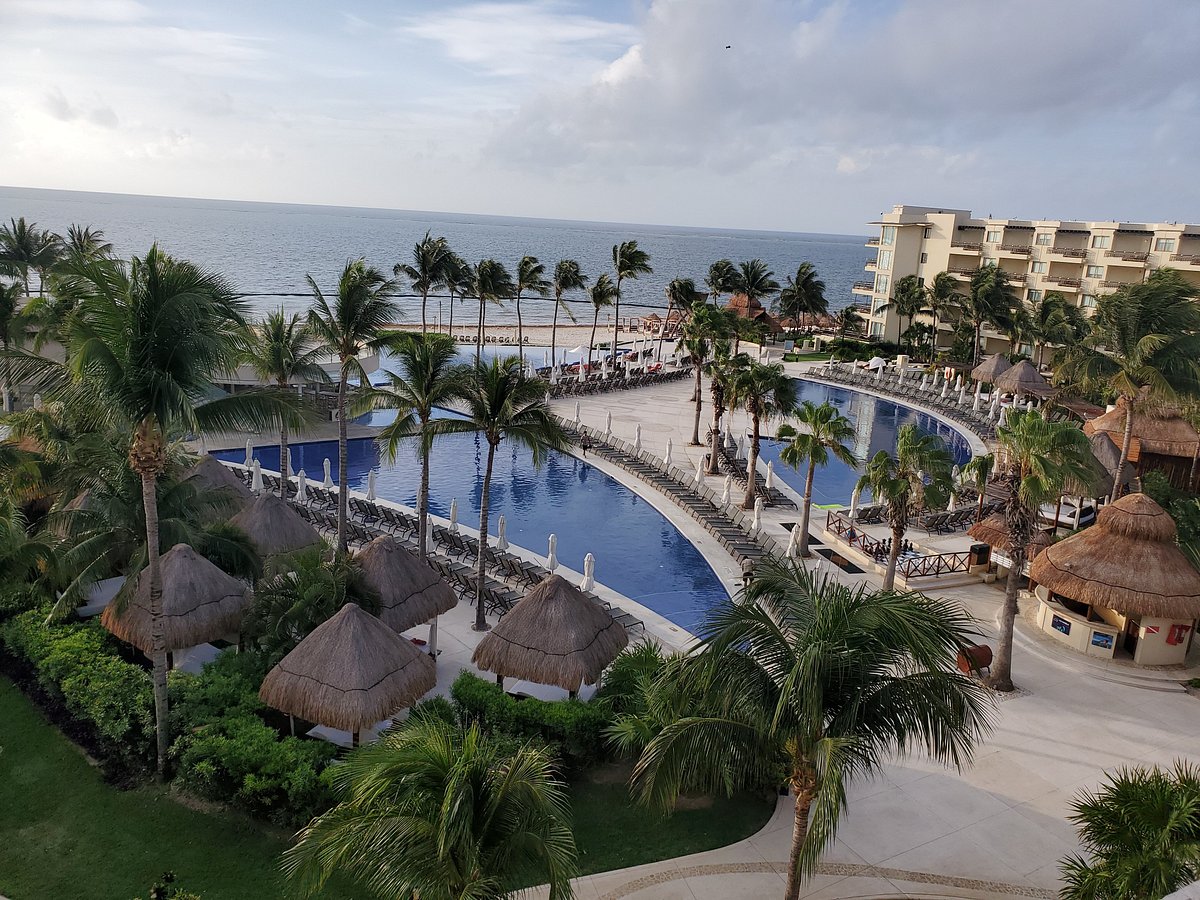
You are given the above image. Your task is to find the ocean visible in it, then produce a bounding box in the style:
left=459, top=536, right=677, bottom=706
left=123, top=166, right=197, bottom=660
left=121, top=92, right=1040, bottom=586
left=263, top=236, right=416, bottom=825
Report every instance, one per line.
left=0, top=186, right=867, bottom=325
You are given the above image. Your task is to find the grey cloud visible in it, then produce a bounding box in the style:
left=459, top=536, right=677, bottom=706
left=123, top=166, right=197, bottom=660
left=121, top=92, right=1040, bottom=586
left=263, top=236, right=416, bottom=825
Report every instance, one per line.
left=42, top=87, right=118, bottom=128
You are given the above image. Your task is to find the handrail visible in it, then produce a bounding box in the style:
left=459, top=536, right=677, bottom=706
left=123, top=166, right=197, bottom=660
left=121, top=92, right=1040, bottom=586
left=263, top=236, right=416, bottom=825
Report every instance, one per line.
left=899, top=550, right=971, bottom=578
left=826, top=510, right=890, bottom=557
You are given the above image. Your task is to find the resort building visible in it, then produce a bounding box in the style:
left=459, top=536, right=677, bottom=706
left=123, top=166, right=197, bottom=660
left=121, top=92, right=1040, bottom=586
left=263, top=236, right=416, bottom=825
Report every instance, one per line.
left=857, top=205, right=1200, bottom=354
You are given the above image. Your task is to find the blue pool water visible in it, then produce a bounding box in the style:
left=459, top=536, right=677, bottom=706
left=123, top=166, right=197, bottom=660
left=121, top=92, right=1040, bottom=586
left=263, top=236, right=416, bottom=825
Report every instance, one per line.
left=755, top=379, right=975, bottom=508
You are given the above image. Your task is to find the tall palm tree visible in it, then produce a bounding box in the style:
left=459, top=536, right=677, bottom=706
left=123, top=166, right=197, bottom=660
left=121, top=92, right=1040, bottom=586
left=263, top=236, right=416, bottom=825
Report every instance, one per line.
left=1027, top=291, right=1085, bottom=368
left=306, top=259, right=399, bottom=554
left=394, top=231, right=449, bottom=336
left=706, top=258, right=739, bottom=308
left=777, top=401, right=856, bottom=558
left=727, top=362, right=797, bottom=508
left=284, top=717, right=578, bottom=899
left=963, top=267, right=1018, bottom=364
left=857, top=424, right=954, bottom=590
left=1057, top=270, right=1200, bottom=499
left=1059, top=762, right=1200, bottom=900
left=777, top=262, right=827, bottom=333
left=459, top=356, right=567, bottom=631
left=880, top=274, right=925, bottom=354
left=706, top=346, right=744, bottom=476
left=735, top=259, right=779, bottom=309
left=678, top=300, right=728, bottom=446
left=627, top=561, right=993, bottom=900
left=468, top=259, right=514, bottom=364
left=549, top=259, right=585, bottom=372
left=442, top=251, right=470, bottom=340
left=246, top=310, right=329, bottom=498
left=611, top=241, right=653, bottom=372
left=586, top=274, right=618, bottom=373
left=0, top=217, right=61, bottom=296
left=959, top=452, right=995, bottom=523
left=923, top=272, right=962, bottom=354
left=658, top=277, right=695, bottom=362
left=61, top=224, right=114, bottom=262
left=988, top=410, right=1095, bottom=692
left=0, top=281, right=34, bottom=413
left=513, top=255, right=549, bottom=368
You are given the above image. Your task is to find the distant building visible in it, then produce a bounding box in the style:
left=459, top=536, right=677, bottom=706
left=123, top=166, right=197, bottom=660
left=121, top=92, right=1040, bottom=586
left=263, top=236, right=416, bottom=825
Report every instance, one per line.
left=724, top=293, right=783, bottom=334
left=858, top=205, right=1200, bottom=355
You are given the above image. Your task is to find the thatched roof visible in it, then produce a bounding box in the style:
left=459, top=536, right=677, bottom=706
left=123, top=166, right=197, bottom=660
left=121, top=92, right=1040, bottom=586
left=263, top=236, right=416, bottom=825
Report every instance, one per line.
left=967, top=514, right=1053, bottom=558
left=229, top=493, right=321, bottom=556
left=356, top=535, right=457, bottom=632
left=972, top=354, right=1012, bottom=383
left=1063, top=433, right=1135, bottom=498
left=472, top=574, right=629, bottom=692
left=101, top=543, right=250, bottom=652
left=1083, top=396, right=1200, bottom=459
left=187, top=455, right=252, bottom=503
left=1029, top=493, right=1200, bottom=619
left=993, top=359, right=1048, bottom=394
left=259, top=603, right=436, bottom=732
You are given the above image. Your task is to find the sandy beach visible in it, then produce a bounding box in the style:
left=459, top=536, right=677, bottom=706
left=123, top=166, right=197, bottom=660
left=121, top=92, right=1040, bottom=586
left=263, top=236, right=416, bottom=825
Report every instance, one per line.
left=384, top=321, right=672, bottom=350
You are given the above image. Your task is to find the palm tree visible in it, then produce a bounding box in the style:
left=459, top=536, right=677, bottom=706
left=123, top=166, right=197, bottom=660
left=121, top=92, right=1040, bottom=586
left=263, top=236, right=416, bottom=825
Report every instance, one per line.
left=61, top=225, right=114, bottom=262
left=549, top=259, right=586, bottom=373
left=0, top=281, right=33, bottom=413
left=468, top=259, right=514, bottom=364
left=730, top=259, right=779, bottom=355
left=1059, top=762, right=1200, bottom=900
left=835, top=305, right=864, bottom=341
left=459, top=356, right=567, bottom=631
left=727, top=362, right=797, bottom=508
left=705, top=347, right=744, bottom=476
left=627, top=561, right=993, bottom=900
left=658, top=277, right=695, bottom=362
left=923, top=272, right=962, bottom=354
left=442, top=251, right=471, bottom=341
left=857, top=424, right=954, bottom=590
left=394, top=231, right=449, bottom=335
left=959, top=452, right=995, bottom=523
left=0, top=217, right=61, bottom=296
left=777, top=401, right=856, bottom=558
left=1027, top=291, right=1085, bottom=368
left=246, top=310, right=329, bottom=499
left=586, top=274, right=618, bottom=373
left=678, top=300, right=728, bottom=446
left=306, top=259, right=399, bottom=554
left=283, top=716, right=578, bottom=899
left=611, top=241, right=653, bottom=372
left=706, top=258, right=739, bottom=306
left=880, top=274, right=925, bottom=354
left=1057, top=270, right=1200, bottom=500
left=963, top=267, right=1018, bottom=363
left=988, top=410, right=1095, bottom=692
left=777, top=262, right=827, bottom=333
left=513, top=255, right=549, bottom=368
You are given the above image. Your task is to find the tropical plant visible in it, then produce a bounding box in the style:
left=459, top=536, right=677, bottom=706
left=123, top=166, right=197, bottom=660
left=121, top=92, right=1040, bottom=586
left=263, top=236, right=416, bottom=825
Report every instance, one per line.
left=549, top=259, right=585, bottom=373
left=923, top=272, right=962, bottom=354
left=513, top=255, right=549, bottom=368
left=394, top=231, right=449, bottom=335
left=988, top=409, right=1095, bottom=691
left=0, top=500, right=57, bottom=596
left=627, top=561, right=993, bottom=900
left=61, top=224, right=114, bottom=262
left=586, top=274, right=618, bottom=373
left=879, top=274, right=925, bottom=354
left=856, top=424, right=954, bottom=590
left=959, top=452, right=995, bottom=523
left=1057, top=270, right=1200, bottom=499
left=727, top=362, right=797, bottom=508
left=777, top=262, right=827, bottom=333
left=467, top=259, right=514, bottom=363
left=734, top=259, right=779, bottom=309
left=0, top=281, right=34, bottom=412
left=283, top=717, right=578, bottom=900
left=1026, top=291, right=1086, bottom=367
left=458, top=356, right=567, bottom=631
left=705, top=346, right=745, bottom=476
left=611, top=240, right=653, bottom=372
left=246, top=310, right=329, bottom=498
left=1059, top=762, right=1200, bottom=900
left=835, top=305, right=864, bottom=341
left=443, top=251, right=471, bottom=339
left=658, top=276, right=695, bottom=362
left=706, top=258, right=739, bottom=307
left=962, top=267, right=1018, bottom=364
left=777, top=401, right=856, bottom=558
left=0, top=217, right=61, bottom=296
left=306, top=258, right=399, bottom=554
left=678, top=299, right=731, bottom=446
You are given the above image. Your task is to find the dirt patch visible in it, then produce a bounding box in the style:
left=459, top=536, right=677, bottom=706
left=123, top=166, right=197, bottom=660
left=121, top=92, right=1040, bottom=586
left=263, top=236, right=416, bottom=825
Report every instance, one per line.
left=673, top=794, right=714, bottom=811
left=587, top=761, right=634, bottom=785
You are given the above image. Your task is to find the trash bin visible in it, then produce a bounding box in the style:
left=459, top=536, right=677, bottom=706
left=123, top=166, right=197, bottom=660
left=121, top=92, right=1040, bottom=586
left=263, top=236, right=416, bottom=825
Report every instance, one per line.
left=969, top=543, right=991, bottom=567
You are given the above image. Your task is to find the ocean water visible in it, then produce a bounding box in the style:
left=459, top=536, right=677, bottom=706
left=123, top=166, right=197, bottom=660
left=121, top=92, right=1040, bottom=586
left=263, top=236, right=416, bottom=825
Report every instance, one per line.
left=0, top=186, right=867, bottom=325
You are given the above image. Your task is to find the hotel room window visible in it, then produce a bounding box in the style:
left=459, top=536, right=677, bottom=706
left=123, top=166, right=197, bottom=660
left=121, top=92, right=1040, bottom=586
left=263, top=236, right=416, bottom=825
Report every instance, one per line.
left=1031, top=261, right=1048, bottom=274
left=1035, top=233, right=1053, bottom=246
left=1092, top=235, right=1111, bottom=249
left=1155, top=238, right=1176, bottom=252
left=1086, top=265, right=1104, bottom=278
left=881, top=226, right=896, bottom=246
left=986, top=230, right=1001, bottom=243
left=874, top=274, right=890, bottom=295
left=877, top=249, right=892, bottom=269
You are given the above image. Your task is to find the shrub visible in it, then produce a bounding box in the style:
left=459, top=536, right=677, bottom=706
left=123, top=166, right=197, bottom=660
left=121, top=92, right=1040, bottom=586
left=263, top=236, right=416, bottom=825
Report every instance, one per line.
left=169, top=649, right=268, bottom=735
left=408, top=694, right=459, bottom=727
left=0, top=583, right=46, bottom=625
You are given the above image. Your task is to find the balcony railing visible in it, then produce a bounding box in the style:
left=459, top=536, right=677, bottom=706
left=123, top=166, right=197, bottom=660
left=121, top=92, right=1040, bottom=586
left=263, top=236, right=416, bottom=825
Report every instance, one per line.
left=1170, top=253, right=1200, bottom=264
left=863, top=258, right=879, bottom=270
left=947, top=267, right=977, bottom=277
left=1047, top=276, right=1082, bottom=288
left=1005, top=273, right=1028, bottom=283
left=1101, top=280, right=1137, bottom=288
left=999, top=245, right=1033, bottom=255
left=950, top=242, right=982, bottom=252
left=852, top=281, right=875, bottom=293
left=1106, top=250, right=1150, bottom=262
left=1050, top=247, right=1088, bottom=258
left=865, top=238, right=881, bottom=247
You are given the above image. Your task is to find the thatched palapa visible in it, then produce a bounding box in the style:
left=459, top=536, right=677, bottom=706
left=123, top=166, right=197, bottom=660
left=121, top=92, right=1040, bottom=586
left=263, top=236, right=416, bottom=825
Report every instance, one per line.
left=971, top=354, right=1012, bottom=384
left=472, top=574, right=629, bottom=692
left=229, top=492, right=321, bottom=556
left=356, top=534, right=457, bottom=632
left=1083, top=396, right=1200, bottom=459
left=1063, top=433, right=1133, bottom=498
left=187, top=454, right=252, bottom=503
left=967, top=514, right=1053, bottom=559
left=101, top=543, right=250, bottom=652
left=259, top=603, right=436, bottom=732
left=1029, top=493, right=1200, bottom=619
left=993, top=359, right=1048, bottom=395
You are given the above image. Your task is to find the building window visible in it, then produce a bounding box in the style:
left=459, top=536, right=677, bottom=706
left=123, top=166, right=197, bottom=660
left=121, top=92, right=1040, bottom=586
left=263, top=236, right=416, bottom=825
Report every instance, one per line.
left=986, top=230, right=1002, bottom=243
left=877, top=249, right=893, bottom=270
left=1086, top=265, right=1104, bottom=278
left=881, top=226, right=896, bottom=246
left=872, top=299, right=887, bottom=316
left=1156, top=238, right=1177, bottom=252
left=1081, top=294, right=1097, bottom=308
left=1028, top=289, right=1043, bottom=302
left=870, top=321, right=884, bottom=337
left=981, top=258, right=997, bottom=268
left=1092, top=235, right=1111, bottom=249
left=1035, top=233, right=1053, bottom=246
left=920, top=252, right=928, bottom=264
left=874, top=274, right=890, bottom=295
left=924, top=227, right=931, bottom=240
left=1031, top=261, right=1048, bottom=274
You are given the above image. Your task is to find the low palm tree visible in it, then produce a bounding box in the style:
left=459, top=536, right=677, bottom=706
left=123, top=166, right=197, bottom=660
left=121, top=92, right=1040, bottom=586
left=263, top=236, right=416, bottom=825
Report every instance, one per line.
left=611, top=241, right=653, bottom=370
left=835, top=305, right=864, bottom=341
left=1059, top=762, right=1200, bottom=900
left=959, top=452, right=995, bottom=523
left=777, top=262, right=827, bottom=334
left=468, top=259, right=514, bottom=364
left=586, top=274, right=618, bottom=373
left=0, top=217, right=61, bottom=296
left=459, top=357, right=567, bottom=631
left=880, top=274, right=925, bottom=354
left=777, top=401, right=856, bottom=558
left=988, top=410, right=1095, bottom=692
left=628, top=561, right=993, bottom=900
left=1026, top=291, right=1085, bottom=367
left=657, top=277, right=695, bottom=362
left=705, top=347, right=744, bottom=476
left=0, top=281, right=34, bottom=413
left=1057, top=270, right=1200, bottom=499
left=923, top=272, right=962, bottom=354
left=678, top=300, right=727, bottom=445
left=857, top=424, right=954, bottom=590
left=306, top=259, right=399, bottom=554
left=549, top=259, right=586, bottom=372
left=394, top=231, right=449, bottom=335
left=284, top=717, right=578, bottom=899
left=706, top=258, right=739, bottom=307
left=963, top=267, right=1018, bottom=363
left=443, top=251, right=470, bottom=340
left=513, top=255, right=549, bottom=368
left=727, top=362, right=797, bottom=508
left=247, top=310, right=329, bottom=498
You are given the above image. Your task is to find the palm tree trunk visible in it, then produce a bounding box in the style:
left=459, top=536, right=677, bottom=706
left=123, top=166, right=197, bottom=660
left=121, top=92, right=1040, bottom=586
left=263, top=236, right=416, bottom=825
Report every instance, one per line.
left=974, top=322, right=983, bottom=365
left=421, top=288, right=428, bottom=335
left=2, top=337, right=11, bottom=414
left=657, top=297, right=672, bottom=362
left=418, top=418, right=430, bottom=560
left=336, top=371, right=348, bottom=554
left=611, top=277, right=622, bottom=377
left=799, top=460, right=815, bottom=557
left=448, top=293, right=455, bottom=338
left=742, top=412, right=760, bottom=509
left=476, top=297, right=485, bottom=364
left=516, top=291, right=524, bottom=368
left=588, top=307, right=599, bottom=372
left=551, top=294, right=561, bottom=372
left=976, top=489, right=985, bottom=523
left=708, top=392, right=723, bottom=476
left=784, top=788, right=814, bottom=900
left=690, top=364, right=703, bottom=445
left=989, top=552, right=1023, bottom=692
left=141, top=470, right=170, bottom=778
left=279, top=424, right=289, bottom=500
left=1112, top=400, right=1134, bottom=503
left=882, top=525, right=902, bottom=591
left=474, top=441, right=497, bottom=631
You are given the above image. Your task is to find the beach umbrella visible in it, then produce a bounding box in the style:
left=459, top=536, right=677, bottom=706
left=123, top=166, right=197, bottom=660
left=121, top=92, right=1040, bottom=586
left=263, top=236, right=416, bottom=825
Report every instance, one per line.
left=972, top=354, right=1012, bottom=384
left=32, top=393, right=41, bottom=409
left=725, top=428, right=736, bottom=451
left=199, top=433, right=207, bottom=455
left=874, top=366, right=882, bottom=382
left=546, top=533, right=559, bottom=571
left=244, top=440, right=253, bottom=466
left=920, top=374, right=928, bottom=391
left=601, top=357, right=609, bottom=379
left=988, top=402, right=998, bottom=421
left=605, top=411, right=612, bottom=435
left=751, top=497, right=763, bottom=533
left=580, top=553, right=595, bottom=592
left=496, top=514, right=509, bottom=551
left=955, top=374, right=963, bottom=390
left=1026, top=398, right=1035, bottom=412
left=425, top=517, right=434, bottom=556
left=994, top=359, right=1047, bottom=396
left=721, top=475, right=732, bottom=506
left=765, top=460, right=775, bottom=490
left=694, top=455, right=705, bottom=487
left=849, top=485, right=861, bottom=520
left=940, top=380, right=949, bottom=399
left=664, top=438, right=673, bottom=467
left=295, top=470, right=308, bottom=503
left=449, top=498, right=460, bottom=533
left=356, top=535, right=457, bottom=635
left=738, top=434, right=746, bottom=459
left=251, top=459, right=264, bottom=494
left=573, top=400, right=581, bottom=425
left=958, top=385, right=967, bottom=405
left=947, top=492, right=957, bottom=512
left=998, top=406, right=1008, bottom=428
left=323, top=458, right=334, bottom=488
left=230, top=493, right=322, bottom=557
left=974, top=380, right=983, bottom=399
left=867, top=356, right=886, bottom=371
left=785, top=523, right=801, bottom=559
left=633, top=423, right=641, bottom=452
left=972, top=394, right=982, bottom=413
left=550, top=366, right=559, bottom=385
left=366, top=470, right=377, bottom=501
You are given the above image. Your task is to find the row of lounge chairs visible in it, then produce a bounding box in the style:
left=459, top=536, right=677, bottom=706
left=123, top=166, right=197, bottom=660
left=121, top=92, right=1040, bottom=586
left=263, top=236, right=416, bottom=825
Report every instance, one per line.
left=546, top=367, right=690, bottom=399
left=712, top=445, right=791, bottom=507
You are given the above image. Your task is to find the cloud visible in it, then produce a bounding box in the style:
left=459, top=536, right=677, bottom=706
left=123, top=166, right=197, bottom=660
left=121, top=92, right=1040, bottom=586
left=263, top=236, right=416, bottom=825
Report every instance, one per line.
left=42, top=87, right=119, bottom=128
left=3, top=0, right=149, bottom=22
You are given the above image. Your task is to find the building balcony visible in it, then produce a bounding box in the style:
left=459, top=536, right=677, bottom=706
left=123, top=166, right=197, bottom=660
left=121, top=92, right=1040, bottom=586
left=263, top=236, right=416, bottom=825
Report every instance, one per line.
left=1105, top=249, right=1150, bottom=263
left=1050, top=246, right=1088, bottom=258
left=1004, top=273, right=1028, bottom=283
left=852, top=281, right=875, bottom=295
left=950, top=241, right=982, bottom=253
left=1170, top=253, right=1200, bottom=265
left=1046, top=275, right=1082, bottom=287
left=999, top=245, right=1033, bottom=255
left=1101, top=279, right=1139, bottom=289
left=864, top=258, right=879, bottom=271
left=865, top=238, right=881, bottom=247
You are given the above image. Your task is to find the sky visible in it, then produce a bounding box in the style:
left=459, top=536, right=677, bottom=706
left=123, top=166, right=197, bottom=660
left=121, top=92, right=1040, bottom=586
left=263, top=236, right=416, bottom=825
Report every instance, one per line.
left=1, top=0, right=1198, bottom=234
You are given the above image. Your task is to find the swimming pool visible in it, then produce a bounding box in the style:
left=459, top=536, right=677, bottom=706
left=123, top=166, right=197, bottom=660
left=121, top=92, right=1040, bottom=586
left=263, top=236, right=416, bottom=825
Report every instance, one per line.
left=754, top=379, right=975, bottom=508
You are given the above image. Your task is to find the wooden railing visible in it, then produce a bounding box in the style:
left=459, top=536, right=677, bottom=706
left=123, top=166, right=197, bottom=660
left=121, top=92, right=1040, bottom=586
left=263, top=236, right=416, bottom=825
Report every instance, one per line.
left=1050, top=247, right=1088, bottom=258
left=899, top=550, right=972, bottom=579
left=826, top=510, right=889, bottom=557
